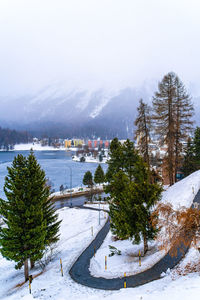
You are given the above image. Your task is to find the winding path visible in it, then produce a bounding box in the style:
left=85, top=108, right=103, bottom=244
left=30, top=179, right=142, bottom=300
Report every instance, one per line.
left=69, top=190, right=200, bottom=290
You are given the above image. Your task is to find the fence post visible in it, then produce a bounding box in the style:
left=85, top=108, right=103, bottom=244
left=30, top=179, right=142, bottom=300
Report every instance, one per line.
left=124, top=272, right=126, bottom=288
left=105, top=256, right=107, bottom=270
left=60, top=258, right=63, bottom=276
left=139, top=250, right=141, bottom=266
left=28, top=275, right=33, bottom=294
left=91, top=226, right=93, bottom=236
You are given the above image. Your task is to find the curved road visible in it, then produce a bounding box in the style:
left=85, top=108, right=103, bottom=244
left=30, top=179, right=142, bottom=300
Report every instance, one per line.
left=69, top=190, right=200, bottom=290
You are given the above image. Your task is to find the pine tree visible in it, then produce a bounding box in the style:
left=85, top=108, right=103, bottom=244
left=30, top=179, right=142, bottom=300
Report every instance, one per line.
left=105, top=138, right=124, bottom=183
left=182, top=138, right=196, bottom=177
left=153, top=72, right=193, bottom=185
left=26, top=151, right=61, bottom=269
left=0, top=154, right=46, bottom=281
left=193, top=127, right=200, bottom=166
left=94, top=164, right=105, bottom=185
left=0, top=152, right=61, bottom=280
left=134, top=99, right=151, bottom=168
left=107, top=138, right=162, bottom=255
left=83, top=171, right=93, bottom=187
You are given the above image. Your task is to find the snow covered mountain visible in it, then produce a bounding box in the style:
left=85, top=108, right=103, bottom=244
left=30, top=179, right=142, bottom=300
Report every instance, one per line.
left=0, top=82, right=198, bottom=139
left=0, top=84, right=154, bottom=138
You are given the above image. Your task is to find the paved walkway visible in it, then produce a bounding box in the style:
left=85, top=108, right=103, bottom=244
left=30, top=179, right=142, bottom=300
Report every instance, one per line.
left=69, top=190, right=200, bottom=290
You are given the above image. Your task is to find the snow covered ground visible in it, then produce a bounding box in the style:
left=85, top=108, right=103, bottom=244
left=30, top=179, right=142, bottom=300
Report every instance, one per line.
left=84, top=203, right=109, bottom=211
left=72, top=156, right=108, bottom=164
left=14, top=143, right=79, bottom=151
left=1, top=171, right=200, bottom=299
left=51, top=184, right=104, bottom=198
left=161, top=170, right=200, bottom=209
left=14, top=143, right=65, bottom=151
left=90, top=231, right=165, bottom=278
left=89, top=170, right=200, bottom=278
left=0, top=207, right=108, bottom=300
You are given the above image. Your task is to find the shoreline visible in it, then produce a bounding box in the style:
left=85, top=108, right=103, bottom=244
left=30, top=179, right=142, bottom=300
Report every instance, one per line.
left=51, top=185, right=104, bottom=201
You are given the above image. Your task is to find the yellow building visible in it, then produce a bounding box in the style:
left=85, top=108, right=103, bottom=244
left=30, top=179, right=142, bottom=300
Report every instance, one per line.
left=64, top=140, right=71, bottom=148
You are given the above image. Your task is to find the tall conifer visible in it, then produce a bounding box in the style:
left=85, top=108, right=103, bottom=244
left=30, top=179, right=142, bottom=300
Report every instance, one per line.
left=174, top=76, right=194, bottom=181
left=0, top=155, right=46, bottom=280
left=134, top=99, right=151, bottom=169
left=106, top=138, right=162, bottom=254
left=0, top=151, right=61, bottom=280
left=153, top=72, right=193, bottom=185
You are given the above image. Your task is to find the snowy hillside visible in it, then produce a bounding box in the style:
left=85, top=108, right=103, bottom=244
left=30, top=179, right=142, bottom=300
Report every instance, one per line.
left=0, top=85, right=152, bottom=138
left=1, top=172, right=200, bottom=300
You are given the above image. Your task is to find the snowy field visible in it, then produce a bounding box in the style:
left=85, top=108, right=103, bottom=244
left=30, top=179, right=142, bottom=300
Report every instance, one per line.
left=1, top=171, right=200, bottom=299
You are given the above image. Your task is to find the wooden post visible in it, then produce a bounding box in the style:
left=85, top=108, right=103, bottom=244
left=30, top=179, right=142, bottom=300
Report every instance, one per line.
left=24, top=259, right=29, bottom=282
left=94, top=247, right=96, bottom=257
left=124, top=272, right=126, bottom=288
left=91, top=226, right=93, bottom=236
left=139, top=250, right=141, bottom=266
left=105, top=256, right=107, bottom=270
left=60, top=258, right=63, bottom=276
left=28, top=275, right=33, bottom=294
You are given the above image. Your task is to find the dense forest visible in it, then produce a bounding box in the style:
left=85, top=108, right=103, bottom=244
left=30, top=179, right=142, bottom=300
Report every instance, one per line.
left=0, top=127, right=29, bottom=150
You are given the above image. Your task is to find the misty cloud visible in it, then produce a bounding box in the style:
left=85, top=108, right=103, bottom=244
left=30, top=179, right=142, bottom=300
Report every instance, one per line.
left=0, top=0, right=200, bottom=97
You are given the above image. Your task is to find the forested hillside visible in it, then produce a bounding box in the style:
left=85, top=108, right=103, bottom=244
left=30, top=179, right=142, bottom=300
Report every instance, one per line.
left=0, top=127, right=29, bottom=150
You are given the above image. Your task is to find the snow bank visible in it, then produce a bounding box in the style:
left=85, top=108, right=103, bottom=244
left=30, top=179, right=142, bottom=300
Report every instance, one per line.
left=90, top=231, right=165, bottom=278
left=161, top=170, right=200, bottom=209
left=0, top=207, right=107, bottom=300
left=14, top=143, right=65, bottom=151
left=89, top=171, right=200, bottom=279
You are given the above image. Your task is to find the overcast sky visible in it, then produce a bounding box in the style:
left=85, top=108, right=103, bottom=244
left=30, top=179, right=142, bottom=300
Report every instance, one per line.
left=0, top=0, right=200, bottom=97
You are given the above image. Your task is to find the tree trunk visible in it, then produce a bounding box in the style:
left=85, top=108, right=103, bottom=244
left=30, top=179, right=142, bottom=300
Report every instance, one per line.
left=143, top=233, right=148, bottom=255
left=30, top=259, right=35, bottom=269
left=24, top=259, right=29, bottom=282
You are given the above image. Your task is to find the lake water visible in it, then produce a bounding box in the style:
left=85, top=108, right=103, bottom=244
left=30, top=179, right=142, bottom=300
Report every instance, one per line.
left=0, top=150, right=108, bottom=199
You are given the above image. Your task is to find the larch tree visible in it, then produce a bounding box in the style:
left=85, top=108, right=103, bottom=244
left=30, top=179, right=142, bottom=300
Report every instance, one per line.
left=134, top=99, right=151, bottom=169
left=153, top=72, right=193, bottom=185
left=174, top=76, right=194, bottom=182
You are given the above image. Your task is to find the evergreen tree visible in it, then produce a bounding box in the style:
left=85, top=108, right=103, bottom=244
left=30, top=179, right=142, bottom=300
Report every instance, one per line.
left=105, top=138, right=124, bottom=183
left=105, top=138, right=139, bottom=187
left=134, top=99, right=151, bottom=168
left=26, top=151, right=61, bottom=269
left=94, top=164, right=105, bottom=185
left=182, top=138, right=196, bottom=177
left=0, top=152, right=61, bottom=281
left=153, top=72, right=193, bottom=185
left=193, top=127, right=200, bottom=165
left=106, top=138, right=162, bottom=254
left=0, top=154, right=46, bottom=281
left=83, top=171, right=93, bottom=187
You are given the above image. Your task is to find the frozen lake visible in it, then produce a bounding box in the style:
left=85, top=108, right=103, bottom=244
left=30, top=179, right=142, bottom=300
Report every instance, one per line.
left=0, top=150, right=108, bottom=199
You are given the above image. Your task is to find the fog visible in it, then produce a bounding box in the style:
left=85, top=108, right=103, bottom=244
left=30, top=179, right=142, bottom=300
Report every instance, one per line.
left=0, top=0, right=200, bottom=98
